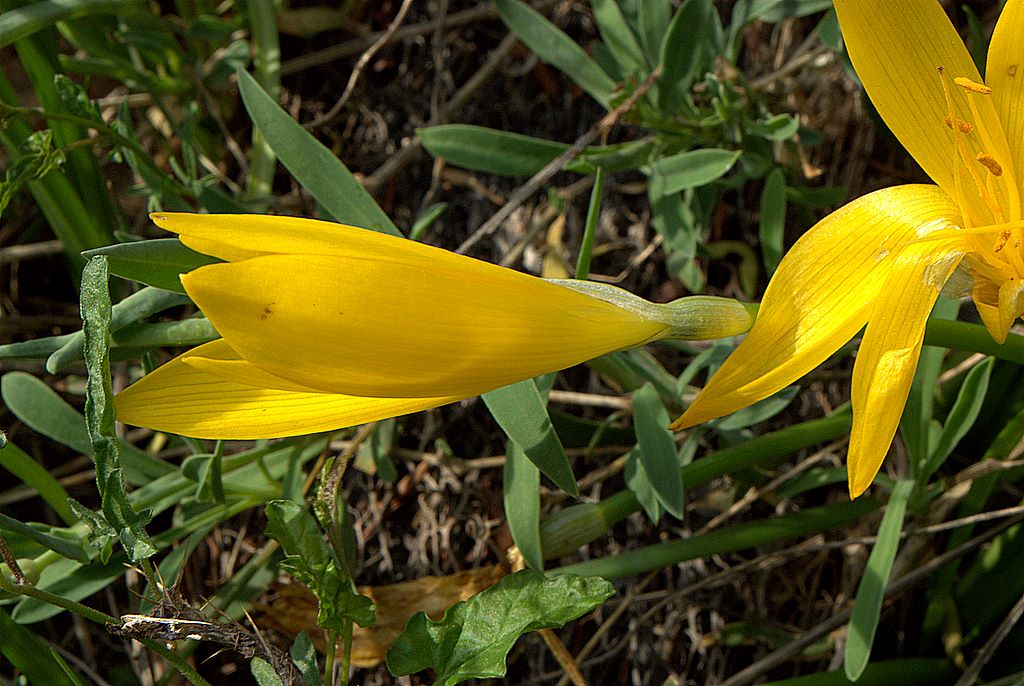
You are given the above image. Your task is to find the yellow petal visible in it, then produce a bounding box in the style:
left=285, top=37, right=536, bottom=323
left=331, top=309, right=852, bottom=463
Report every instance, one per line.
left=671, top=185, right=960, bottom=431
left=183, top=253, right=666, bottom=398
left=834, top=0, right=1010, bottom=219
left=181, top=339, right=318, bottom=392
left=114, top=343, right=464, bottom=440
left=847, top=241, right=964, bottom=498
left=986, top=0, right=1024, bottom=197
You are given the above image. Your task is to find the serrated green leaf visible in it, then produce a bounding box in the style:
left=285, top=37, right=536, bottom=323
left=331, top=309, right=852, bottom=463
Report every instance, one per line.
left=647, top=148, right=741, bottom=196
left=80, top=257, right=155, bottom=562
left=844, top=479, right=914, bottom=681
left=632, top=383, right=684, bottom=518
left=83, top=238, right=222, bottom=292
left=483, top=379, right=578, bottom=497
left=387, top=570, right=614, bottom=685
left=419, top=125, right=567, bottom=176
left=495, top=0, right=615, bottom=107
left=66, top=499, right=117, bottom=563
left=503, top=441, right=543, bottom=570
left=249, top=657, right=284, bottom=686
left=236, top=69, right=400, bottom=235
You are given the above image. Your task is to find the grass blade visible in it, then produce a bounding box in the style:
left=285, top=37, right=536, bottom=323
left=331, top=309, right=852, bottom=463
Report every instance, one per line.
left=503, top=441, right=543, bottom=570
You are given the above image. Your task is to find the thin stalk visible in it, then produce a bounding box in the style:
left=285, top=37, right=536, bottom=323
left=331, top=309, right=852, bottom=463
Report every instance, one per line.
left=245, top=0, right=281, bottom=202
left=574, top=166, right=603, bottom=279
left=324, top=630, right=337, bottom=685
left=924, top=319, right=1024, bottom=363
left=340, top=620, right=353, bottom=686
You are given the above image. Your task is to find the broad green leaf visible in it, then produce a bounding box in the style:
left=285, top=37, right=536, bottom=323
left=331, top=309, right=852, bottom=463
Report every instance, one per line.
left=495, top=0, right=615, bottom=107
left=419, top=125, right=567, bottom=176
left=80, top=257, right=155, bottom=562
left=637, top=0, right=671, bottom=67
left=921, top=357, right=993, bottom=482
left=483, top=379, right=578, bottom=497
left=290, top=632, right=323, bottom=686
left=13, top=556, right=125, bottom=623
left=0, top=430, right=74, bottom=523
left=83, top=238, right=221, bottom=292
left=758, top=167, right=786, bottom=275
left=0, top=609, right=74, bottom=685
left=844, top=479, right=914, bottom=681
left=749, top=0, right=833, bottom=23
left=250, top=658, right=284, bottom=686
left=659, top=0, right=713, bottom=110
left=503, top=442, right=543, bottom=570
left=387, top=570, right=614, bottom=685
left=236, top=69, right=400, bottom=235
left=591, top=0, right=645, bottom=75
left=647, top=148, right=741, bottom=196
left=631, top=383, right=684, bottom=518
left=749, top=113, right=801, bottom=140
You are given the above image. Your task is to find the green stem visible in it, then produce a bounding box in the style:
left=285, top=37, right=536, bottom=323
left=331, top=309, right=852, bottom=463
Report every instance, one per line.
left=245, top=0, right=281, bottom=202
left=923, top=319, right=1024, bottom=364
left=0, top=571, right=116, bottom=625
left=324, top=630, right=337, bottom=685
left=340, top=620, right=353, bottom=686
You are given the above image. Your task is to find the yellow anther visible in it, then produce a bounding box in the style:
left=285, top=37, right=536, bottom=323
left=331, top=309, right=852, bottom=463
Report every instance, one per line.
left=978, top=153, right=1003, bottom=176
left=954, top=76, right=992, bottom=94
left=944, top=115, right=973, bottom=133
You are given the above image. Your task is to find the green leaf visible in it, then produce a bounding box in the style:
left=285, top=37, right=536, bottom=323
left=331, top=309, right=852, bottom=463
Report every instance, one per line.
left=264, top=500, right=376, bottom=629
left=758, top=167, right=786, bottom=275
left=249, top=657, right=284, bottom=686
left=748, top=0, right=833, bottom=23
left=921, top=357, right=994, bottom=482
left=290, top=632, right=323, bottom=686
left=844, top=479, right=914, bottom=681
left=419, top=125, right=568, bottom=176
left=715, top=386, right=799, bottom=431
left=631, top=383, right=684, bottom=518
left=637, top=0, right=671, bottom=67
left=495, top=0, right=616, bottom=107
left=0, top=511, right=88, bottom=563
left=66, top=499, right=117, bottom=563
left=0, top=608, right=74, bottom=686
left=591, top=0, right=645, bottom=75
left=236, top=69, right=400, bottom=236
left=659, top=0, right=713, bottom=110
left=80, top=256, right=155, bottom=562
left=647, top=148, right=741, bottom=196
left=83, top=238, right=222, bottom=292
left=503, top=441, right=543, bottom=570
left=624, top=448, right=663, bottom=523
left=0, top=427, right=74, bottom=524
left=483, top=379, right=578, bottom=497
left=387, top=570, right=614, bottom=685
left=0, top=0, right=130, bottom=47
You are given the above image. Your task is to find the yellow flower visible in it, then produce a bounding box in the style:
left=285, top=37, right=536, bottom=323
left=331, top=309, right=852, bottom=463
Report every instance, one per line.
left=671, top=0, right=1024, bottom=498
left=115, top=213, right=755, bottom=439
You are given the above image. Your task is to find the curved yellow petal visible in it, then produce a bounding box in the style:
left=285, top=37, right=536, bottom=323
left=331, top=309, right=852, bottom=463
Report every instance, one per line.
left=834, top=0, right=1010, bottom=219
left=671, top=185, right=960, bottom=431
left=181, top=339, right=318, bottom=392
left=987, top=0, right=1024, bottom=195
left=847, top=241, right=964, bottom=498
left=114, top=344, right=464, bottom=440
left=183, top=251, right=666, bottom=398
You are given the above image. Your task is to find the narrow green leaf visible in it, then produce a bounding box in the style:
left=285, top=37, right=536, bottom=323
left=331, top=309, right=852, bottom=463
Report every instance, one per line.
left=503, top=442, right=543, bottom=570
left=495, top=0, right=616, bottom=107
left=922, top=357, right=993, bottom=482
left=659, top=0, right=713, bottom=110
left=624, top=449, right=663, bottom=523
left=749, top=0, right=833, bottom=23
left=575, top=166, right=603, bottom=279
left=647, top=148, right=741, bottom=196
left=483, top=379, right=578, bottom=497
left=290, top=632, right=323, bottom=686
left=0, top=431, right=74, bottom=524
left=715, top=386, right=799, bottom=431
left=0, top=0, right=133, bottom=48
left=0, top=609, right=74, bottom=686
left=236, top=69, right=400, bottom=235
left=844, top=479, right=915, bottom=681
left=759, top=659, right=956, bottom=686
left=12, top=556, right=125, bottom=624
left=637, top=0, right=671, bottom=67
left=80, top=256, right=155, bottom=562
left=82, top=238, right=222, bottom=292
left=902, top=298, right=958, bottom=469
left=632, top=383, right=684, bottom=518
left=419, top=125, right=567, bottom=176
left=591, top=0, right=645, bottom=75
left=759, top=167, right=786, bottom=275
left=0, top=511, right=87, bottom=562
left=387, top=570, right=614, bottom=685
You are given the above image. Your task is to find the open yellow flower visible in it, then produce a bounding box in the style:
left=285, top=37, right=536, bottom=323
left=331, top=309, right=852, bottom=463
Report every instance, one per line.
left=115, top=213, right=755, bottom=439
left=671, top=0, right=1024, bottom=498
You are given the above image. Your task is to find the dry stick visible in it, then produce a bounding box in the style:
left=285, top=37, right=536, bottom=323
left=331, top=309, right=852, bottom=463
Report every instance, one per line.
left=456, top=66, right=664, bottom=255
left=954, top=590, right=1024, bottom=686
left=304, top=0, right=416, bottom=130
left=719, top=516, right=1024, bottom=686
left=363, top=31, right=520, bottom=196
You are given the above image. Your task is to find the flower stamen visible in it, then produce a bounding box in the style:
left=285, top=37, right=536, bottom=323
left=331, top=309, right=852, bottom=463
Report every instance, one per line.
left=953, top=76, right=992, bottom=94
left=944, top=116, right=973, bottom=134
left=977, top=153, right=1003, bottom=177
